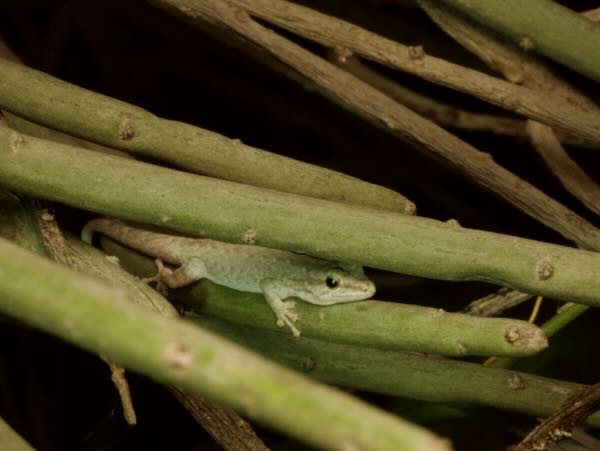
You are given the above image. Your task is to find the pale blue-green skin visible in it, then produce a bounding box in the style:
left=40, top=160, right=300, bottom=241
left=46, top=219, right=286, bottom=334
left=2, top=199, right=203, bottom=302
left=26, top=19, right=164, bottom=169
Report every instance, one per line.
left=83, top=218, right=375, bottom=306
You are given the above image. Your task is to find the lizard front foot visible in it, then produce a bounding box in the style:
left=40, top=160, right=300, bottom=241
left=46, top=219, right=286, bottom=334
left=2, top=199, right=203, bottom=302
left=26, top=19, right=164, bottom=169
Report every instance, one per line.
left=141, top=258, right=172, bottom=296
left=274, top=301, right=301, bottom=337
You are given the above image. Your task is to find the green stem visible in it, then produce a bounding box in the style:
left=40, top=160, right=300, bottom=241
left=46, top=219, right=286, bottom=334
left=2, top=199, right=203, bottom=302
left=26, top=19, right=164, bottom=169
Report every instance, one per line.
left=541, top=303, right=589, bottom=338
left=148, top=0, right=600, bottom=252
left=0, top=236, right=448, bottom=451
left=433, top=0, right=600, bottom=82
left=181, top=283, right=548, bottom=357
left=492, top=303, right=590, bottom=369
left=0, top=417, right=36, bottom=451
left=195, top=315, right=600, bottom=428
left=0, top=57, right=413, bottom=214
left=101, top=236, right=547, bottom=357
left=1, top=128, right=600, bottom=308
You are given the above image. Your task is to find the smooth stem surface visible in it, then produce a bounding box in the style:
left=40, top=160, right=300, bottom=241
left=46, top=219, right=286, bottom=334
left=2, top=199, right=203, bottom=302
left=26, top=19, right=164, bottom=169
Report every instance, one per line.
left=435, top=0, right=600, bottom=82
left=0, top=237, right=448, bottom=451
left=541, top=303, right=590, bottom=338
left=1, top=128, right=600, bottom=307
left=101, top=237, right=547, bottom=357
left=196, top=316, right=600, bottom=428
left=0, top=57, right=414, bottom=214
left=0, top=191, right=271, bottom=450
left=150, top=0, right=600, bottom=251
left=178, top=282, right=548, bottom=357
left=0, top=417, right=35, bottom=451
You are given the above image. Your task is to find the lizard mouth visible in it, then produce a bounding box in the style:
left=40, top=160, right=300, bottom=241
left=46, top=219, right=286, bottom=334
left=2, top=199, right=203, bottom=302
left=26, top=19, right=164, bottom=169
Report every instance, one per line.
left=361, top=281, right=376, bottom=299
left=336, top=281, right=376, bottom=302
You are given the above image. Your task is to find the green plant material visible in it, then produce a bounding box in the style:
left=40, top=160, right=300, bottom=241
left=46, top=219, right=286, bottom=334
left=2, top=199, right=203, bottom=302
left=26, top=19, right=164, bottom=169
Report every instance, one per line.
left=419, top=0, right=600, bottom=219
left=0, top=192, right=46, bottom=255
left=0, top=189, right=177, bottom=318
left=492, top=303, right=590, bottom=369
left=0, top=417, right=35, bottom=451
left=194, top=315, right=600, bottom=428
left=149, top=0, right=600, bottom=253
left=100, top=236, right=547, bottom=357
left=2, top=128, right=600, bottom=308
left=0, top=237, right=449, bottom=451
left=433, top=0, right=600, bottom=83
left=76, top=248, right=270, bottom=447
left=0, top=192, right=272, bottom=450
left=541, top=303, right=590, bottom=338
left=0, top=57, right=414, bottom=215
left=67, top=236, right=179, bottom=318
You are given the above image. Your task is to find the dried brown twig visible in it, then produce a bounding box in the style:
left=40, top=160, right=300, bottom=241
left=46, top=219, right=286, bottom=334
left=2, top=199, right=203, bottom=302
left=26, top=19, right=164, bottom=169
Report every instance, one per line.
left=0, top=41, right=269, bottom=449
left=528, top=121, right=600, bottom=218
left=419, top=0, right=600, bottom=220
left=221, top=0, right=600, bottom=143
left=326, top=51, right=596, bottom=149
left=148, top=0, right=600, bottom=251
left=169, top=387, right=270, bottom=451
left=513, top=383, right=600, bottom=451
left=327, top=51, right=528, bottom=138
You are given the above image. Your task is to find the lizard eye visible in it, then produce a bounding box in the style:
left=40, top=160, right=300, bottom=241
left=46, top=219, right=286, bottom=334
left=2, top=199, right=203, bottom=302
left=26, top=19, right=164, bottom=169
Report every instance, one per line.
left=326, top=276, right=339, bottom=289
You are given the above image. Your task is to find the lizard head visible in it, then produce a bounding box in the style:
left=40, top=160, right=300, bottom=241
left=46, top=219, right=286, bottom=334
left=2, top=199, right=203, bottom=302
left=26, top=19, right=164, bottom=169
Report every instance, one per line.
left=302, top=263, right=376, bottom=305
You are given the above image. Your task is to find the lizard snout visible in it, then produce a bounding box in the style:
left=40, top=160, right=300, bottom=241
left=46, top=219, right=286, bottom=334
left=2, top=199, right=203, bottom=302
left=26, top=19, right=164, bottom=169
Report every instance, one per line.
left=361, top=280, right=376, bottom=299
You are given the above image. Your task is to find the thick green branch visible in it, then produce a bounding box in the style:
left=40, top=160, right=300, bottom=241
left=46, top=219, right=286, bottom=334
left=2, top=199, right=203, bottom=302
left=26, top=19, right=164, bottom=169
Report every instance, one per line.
left=0, top=417, right=35, bottom=451
left=492, top=303, right=590, bottom=370
left=196, top=316, right=600, bottom=428
left=0, top=237, right=448, bottom=451
left=178, top=0, right=600, bottom=142
left=433, top=0, right=600, bottom=82
left=147, top=0, right=600, bottom=251
left=0, top=191, right=272, bottom=450
left=178, top=284, right=547, bottom=357
left=1, top=128, right=600, bottom=308
left=0, top=57, right=413, bottom=214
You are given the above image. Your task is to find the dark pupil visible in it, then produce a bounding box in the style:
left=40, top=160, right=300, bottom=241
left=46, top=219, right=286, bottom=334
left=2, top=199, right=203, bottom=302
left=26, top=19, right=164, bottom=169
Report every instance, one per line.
left=326, top=276, right=339, bottom=288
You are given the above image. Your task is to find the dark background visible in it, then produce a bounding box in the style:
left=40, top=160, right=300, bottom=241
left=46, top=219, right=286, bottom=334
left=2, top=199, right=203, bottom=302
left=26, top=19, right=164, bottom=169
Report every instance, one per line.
left=1, top=1, right=599, bottom=449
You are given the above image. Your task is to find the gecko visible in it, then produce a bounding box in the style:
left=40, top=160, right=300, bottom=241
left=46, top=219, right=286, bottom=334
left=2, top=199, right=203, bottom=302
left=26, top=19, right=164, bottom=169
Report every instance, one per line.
left=82, top=218, right=376, bottom=336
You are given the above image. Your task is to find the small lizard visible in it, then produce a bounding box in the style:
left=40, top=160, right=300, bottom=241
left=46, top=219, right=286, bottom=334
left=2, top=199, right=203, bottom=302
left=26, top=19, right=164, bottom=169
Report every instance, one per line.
left=82, top=218, right=376, bottom=336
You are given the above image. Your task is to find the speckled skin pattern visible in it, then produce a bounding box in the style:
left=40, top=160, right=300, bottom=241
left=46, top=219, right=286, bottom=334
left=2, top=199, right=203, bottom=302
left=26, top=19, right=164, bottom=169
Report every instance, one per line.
left=82, top=218, right=375, bottom=306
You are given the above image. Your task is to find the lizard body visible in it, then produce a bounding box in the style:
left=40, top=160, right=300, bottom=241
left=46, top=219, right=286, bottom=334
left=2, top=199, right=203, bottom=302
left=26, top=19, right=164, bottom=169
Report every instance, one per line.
left=82, top=218, right=375, bottom=336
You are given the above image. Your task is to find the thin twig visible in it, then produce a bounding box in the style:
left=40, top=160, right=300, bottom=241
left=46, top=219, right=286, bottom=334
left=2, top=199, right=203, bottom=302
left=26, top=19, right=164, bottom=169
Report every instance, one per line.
left=202, top=0, right=600, bottom=142
left=327, top=51, right=526, bottom=138
left=103, top=358, right=137, bottom=425
left=582, top=8, right=600, bottom=21
left=28, top=206, right=138, bottom=426
left=433, top=0, right=600, bottom=82
left=0, top=58, right=269, bottom=445
left=527, top=121, right=600, bottom=217
left=328, top=51, right=596, bottom=149
left=514, top=383, right=600, bottom=451
left=3, top=128, right=600, bottom=309
left=419, top=0, right=600, bottom=220
left=148, top=0, right=600, bottom=251
left=462, top=288, right=533, bottom=317
left=169, top=387, right=270, bottom=451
